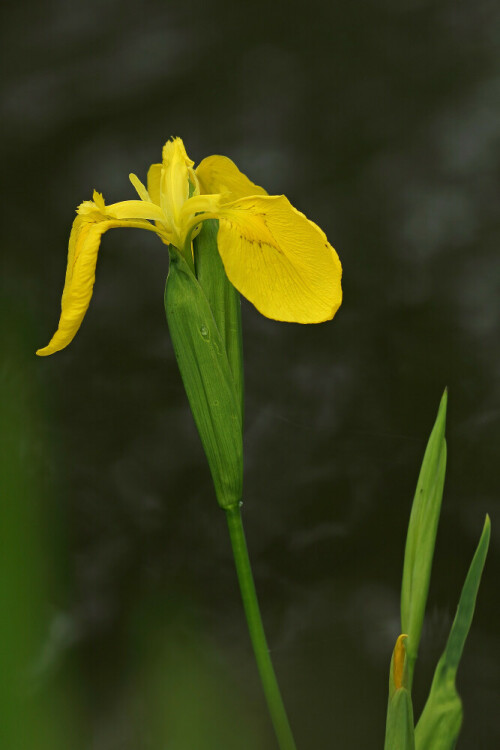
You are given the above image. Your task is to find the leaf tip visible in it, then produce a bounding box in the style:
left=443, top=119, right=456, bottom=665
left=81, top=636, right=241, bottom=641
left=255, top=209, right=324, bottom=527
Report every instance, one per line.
left=482, top=514, right=491, bottom=542
left=439, top=387, right=448, bottom=413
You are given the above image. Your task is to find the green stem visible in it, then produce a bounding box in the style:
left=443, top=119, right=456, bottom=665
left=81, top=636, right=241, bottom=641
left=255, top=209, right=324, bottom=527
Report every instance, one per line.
left=225, top=504, right=297, bottom=750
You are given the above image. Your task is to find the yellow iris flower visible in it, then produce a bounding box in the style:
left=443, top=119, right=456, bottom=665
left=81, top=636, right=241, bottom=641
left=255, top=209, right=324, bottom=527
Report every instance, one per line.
left=37, top=137, right=342, bottom=356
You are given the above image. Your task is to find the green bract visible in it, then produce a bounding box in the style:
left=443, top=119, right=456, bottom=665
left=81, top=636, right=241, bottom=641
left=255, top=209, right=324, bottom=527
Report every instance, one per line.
left=194, top=219, right=244, bottom=422
left=164, top=227, right=243, bottom=510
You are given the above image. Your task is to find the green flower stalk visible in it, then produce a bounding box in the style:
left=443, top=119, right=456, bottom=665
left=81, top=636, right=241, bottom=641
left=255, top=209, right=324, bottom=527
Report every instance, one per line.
left=37, top=137, right=343, bottom=750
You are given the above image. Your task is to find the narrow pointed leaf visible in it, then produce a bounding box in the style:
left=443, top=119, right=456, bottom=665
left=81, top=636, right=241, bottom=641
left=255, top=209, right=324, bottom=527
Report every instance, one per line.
left=193, top=219, right=244, bottom=422
left=415, top=516, right=491, bottom=750
left=401, top=390, right=448, bottom=685
left=165, top=250, right=243, bottom=509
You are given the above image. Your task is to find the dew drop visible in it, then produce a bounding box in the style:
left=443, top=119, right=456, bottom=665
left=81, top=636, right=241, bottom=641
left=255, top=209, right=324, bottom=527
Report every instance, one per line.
left=200, top=325, right=209, bottom=340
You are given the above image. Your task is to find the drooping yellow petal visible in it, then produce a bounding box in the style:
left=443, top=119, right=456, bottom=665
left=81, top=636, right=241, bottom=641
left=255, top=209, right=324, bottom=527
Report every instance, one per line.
left=215, top=195, right=342, bottom=323
left=196, top=155, right=268, bottom=200
left=36, top=217, right=127, bottom=356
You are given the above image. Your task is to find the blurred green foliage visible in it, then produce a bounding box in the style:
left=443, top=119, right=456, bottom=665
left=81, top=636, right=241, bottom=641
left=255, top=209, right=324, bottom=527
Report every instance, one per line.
left=0, top=302, right=79, bottom=748
left=0, top=300, right=264, bottom=749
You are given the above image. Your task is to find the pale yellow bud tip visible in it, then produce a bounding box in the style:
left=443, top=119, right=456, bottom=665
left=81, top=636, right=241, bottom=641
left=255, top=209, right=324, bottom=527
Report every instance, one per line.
left=393, top=634, right=408, bottom=690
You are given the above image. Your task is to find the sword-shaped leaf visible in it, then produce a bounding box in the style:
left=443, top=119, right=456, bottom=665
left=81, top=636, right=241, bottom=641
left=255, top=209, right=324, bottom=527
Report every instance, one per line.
left=401, top=390, right=448, bottom=687
left=415, top=516, right=490, bottom=750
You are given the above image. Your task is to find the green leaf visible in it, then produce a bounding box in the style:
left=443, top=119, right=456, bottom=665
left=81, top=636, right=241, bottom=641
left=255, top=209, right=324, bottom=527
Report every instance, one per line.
left=193, top=219, right=244, bottom=422
left=164, top=249, right=243, bottom=510
left=415, top=516, right=491, bottom=750
left=385, top=689, right=416, bottom=750
left=401, top=390, right=448, bottom=686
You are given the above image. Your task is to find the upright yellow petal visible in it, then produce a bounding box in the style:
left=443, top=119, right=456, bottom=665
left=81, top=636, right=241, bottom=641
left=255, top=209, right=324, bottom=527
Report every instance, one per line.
left=161, top=139, right=193, bottom=224
left=36, top=217, right=125, bottom=356
left=196, top=155, right=268, bottom=200
left=215, top=195, right=342, bottom=323
left=129, top=173, right=151, bottom=202
left=147, top=163, right=161, bottom=205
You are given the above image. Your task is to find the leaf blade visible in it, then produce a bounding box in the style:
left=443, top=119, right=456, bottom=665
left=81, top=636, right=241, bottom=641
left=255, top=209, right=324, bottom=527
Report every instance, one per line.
left=415, top=516, right=491, bottom=750
left=401, top=390, right=448, bottom=684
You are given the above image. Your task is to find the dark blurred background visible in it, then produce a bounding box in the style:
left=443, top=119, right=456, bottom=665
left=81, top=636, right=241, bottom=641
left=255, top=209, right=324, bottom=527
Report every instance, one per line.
left=1, top=0, right=499, bottom=747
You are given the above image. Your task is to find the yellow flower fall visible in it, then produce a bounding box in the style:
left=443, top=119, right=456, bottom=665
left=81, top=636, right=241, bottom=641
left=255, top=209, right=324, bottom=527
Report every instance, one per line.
left=37, top=138, right=342, bottom=356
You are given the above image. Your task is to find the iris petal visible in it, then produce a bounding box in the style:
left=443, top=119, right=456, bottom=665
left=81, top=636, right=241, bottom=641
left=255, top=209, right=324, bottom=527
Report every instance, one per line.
left=37, top=214, right=158, bottom=356
left=104, top=200, right=165, bottom=222
left=37, top=218, right=125, bottom=356
left=196, top=155, right=267, bottom=200
left=147, top=164, right=161, bottom=205
left=129, top=173, right=151, bottom=202
left=215, top=195, right=342, bottom=323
